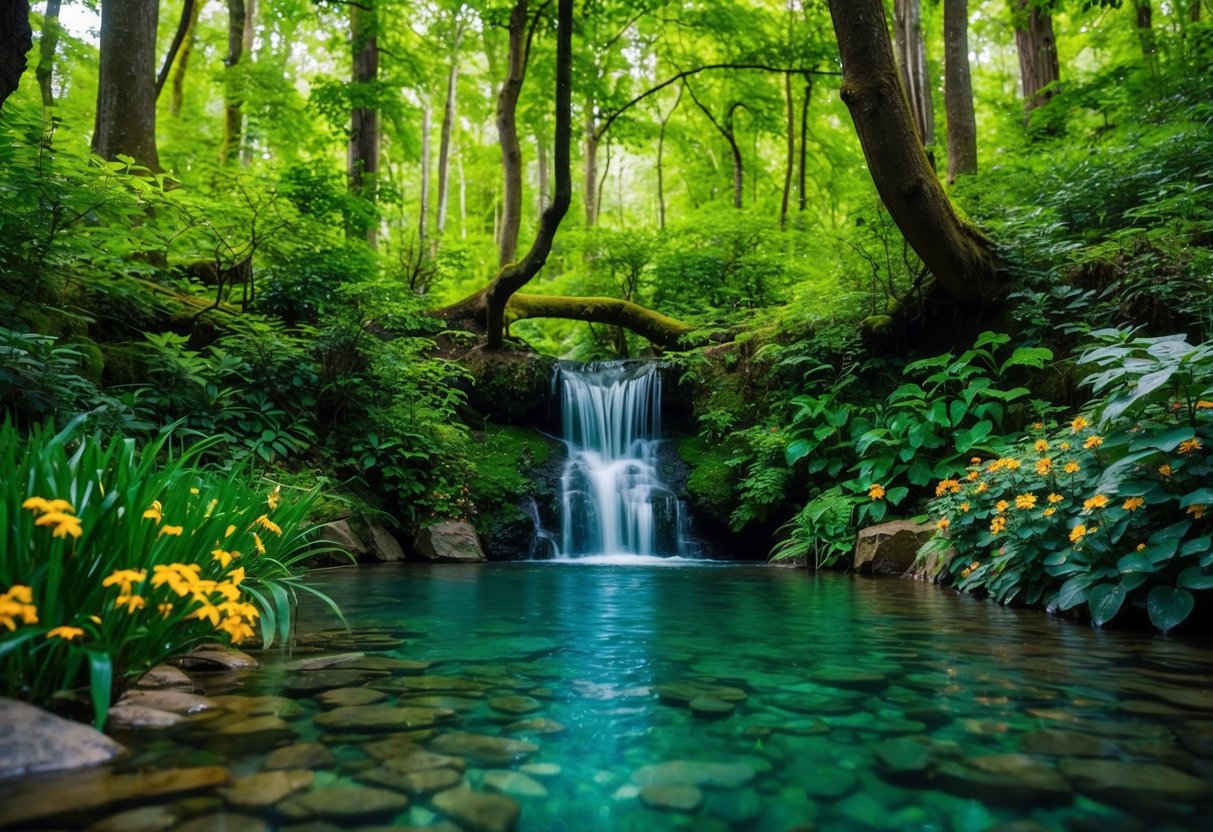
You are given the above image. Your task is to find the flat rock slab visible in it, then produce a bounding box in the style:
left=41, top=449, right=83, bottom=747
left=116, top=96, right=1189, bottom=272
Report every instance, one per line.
left=283, top=670, right=379, bottom=695
left=632, top=760, right=756, bottom=790
left=935, top=755, right=1073, bottom=807
left=810, top=669, right=889, bottom=690
left=212, top=695, right=305, bottom=720
left=430, top=733, right=539, bottom=766
left=488, top=696, right=542, bottom=715
left=483, top=770, right=549, bottom=799
left=347, top=657, right=433, bottom=674
left=689, top=697, right=734, bottom=718
left=1017, top=729, right=1119, bottom=758
left=262, top=743, right=336, bottom=771
left=803, top=768, right=858, bottom=801
left=639, top=784, right=703, bottom=812
left=222, top=769, right=314, bottom=810
left=432, top=787, right=520, bottom=832
left=359, top=766, right=464, bottom=795
left=172, top=813, right=267, bottom=832
left=216, top=715, right=297, bottom=741
left=105, top=703, right=189, bottom=731
left=134, top=665, right=197, bottom=691
left=504, top=718, right=566, bottom=735
left=314, top=705, right=454, bottom=732
left=0, top=697, right=127, bottom=780
left=86, top=804, right=178, bottom=832
left=174, top=648, right=259, bottom=671
left=655, top=682, right=747, bottom=705
left=383, top=747, right=468, bottom=774
left=277, top=787, right=409, bottom=823
left=285, top=653, right=365, bottom=672
left=371, top=675, right=492, bottom=694
left=315, top=687, right=388, bottom=708
left=116, top=689, right=217, bottom=715
left=0, top=765, right=231, bottom=828
left=1058, top=758, right=1212, bottom=807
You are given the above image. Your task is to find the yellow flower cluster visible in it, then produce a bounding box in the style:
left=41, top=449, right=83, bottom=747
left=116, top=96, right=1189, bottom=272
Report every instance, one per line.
left=22, top=497, right=82, bottom=539
left=1082, top=494, right=1109, bottom=512
left=868, top=483, right=886, bottom=501
left=1178, top=438, right=1202, bottom=455
left=1, top=585, right=38, bottom=632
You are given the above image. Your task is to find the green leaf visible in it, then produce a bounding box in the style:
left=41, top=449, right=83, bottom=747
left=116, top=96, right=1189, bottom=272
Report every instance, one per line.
left=1129, top=426, right=1195, bottom=453
left=785, top=438, right=814, bottom=466
left=1088, top=583, right=1125, bottom=626
left=1117, top=553, right=1157, bottom=573
left=1055, top=575, right=1096, bottom=611
left=1177, top=568, right=1213, bottom=591
left=974, top=331, right=1011, bottom=350
left=87, top=650, right=114, bottom=731
left=1180, top=489, right=1213, bottom=508
left=886, top=486, right=909, bottom=506
left=948, top=399, right=968, bottom=428
left=1147, top=585, right=1195, bottom=633
left=1001, top=346, right=1053, bottom=373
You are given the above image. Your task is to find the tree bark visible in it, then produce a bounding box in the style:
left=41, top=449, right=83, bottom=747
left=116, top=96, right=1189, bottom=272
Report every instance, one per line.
left=536, top=132, right=548, bottom=217
left=686, top=81, right=745, bottom=209
left=893, top=0, right=935, bottom=146
left=436, top=29, right=462, bottom=241
left=170, top=0, right=203, bottom=117
left=944, top=0, right=977, bottom=183
left=349, top=0, right=379, bottom=246
left=0, top=0, right=32, bottom=110
left=656, top=84, right=682, bottom=230
left=1132, top=1, right=1159, bottom=76
left=93, top=0, right=159, bottom=169
left=507, top=294, right=692, bottom=348
left=484, top=0, right=573, bottom=349
left=418, top=99, right=432, bottom=250
left=797, top=76, right=812, bottom=211
left=583, top=106, right=599, bottom=227
left=826, top=0, right=1000, bottom=307
left=220, top=0, right=246, bottom=163
left=496, top=0, right=529, bottom=265
left=1011, top=0, right=1059, bottom=115
left=780, top=72, right=794, bottom=228
left=155, top=0, right=194, bottom=100
left=35, top=0, right=60, bottom=107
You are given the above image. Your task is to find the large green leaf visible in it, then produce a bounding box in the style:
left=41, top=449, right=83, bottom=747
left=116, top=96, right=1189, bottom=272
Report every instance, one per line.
left=1147, top=586, right=1195, bottom=632
left=1001, top=346, right=1053, bottom=373
left=1088, top=583, right=1125, bottom=626
left=1129, top=426, right=1195, bottom=453
left=1055, top=575, right=1097, bottom=611
left=1177, top=568, right=1213, bottom=591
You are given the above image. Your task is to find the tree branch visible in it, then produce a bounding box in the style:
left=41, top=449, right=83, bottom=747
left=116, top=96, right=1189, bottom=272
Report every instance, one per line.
left=506, top=293, right=694, bottom=347
left=156, top=0, right=196, bottom=98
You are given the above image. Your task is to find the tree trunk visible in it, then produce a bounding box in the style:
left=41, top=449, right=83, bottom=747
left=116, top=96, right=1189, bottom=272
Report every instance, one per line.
left=798, top=77, right=811, bottom=211
left=1132, top=1, right=1159, bottom=76
left=170, top=0, right=203, bottom=117
left=583, top=106, right=599, bottom=227
left=436, top=33, right=461, bottom=240
left=220, top=0, right=246, bottom=163
left=536, top=132, right=548, bottom=217
left=155, top=0, right=193, bottom=100
left=656, top=84, right=682, bottom=230
left=418, top=99, right=432, bottom=251
left=686, top=82, right=745, bottom=209
left=496, top=0, right=528, bottom=265
left=507, top=294, right=692, bottom=348
left=348, top=0, right=379, bottom=246
left=944, top=0, right=977, bottom=183
left=780, top=72, right=794, bottom=228
left=826, top=0, right=1000, bottom=307
left=0, top=0, right=32, bottom=110
left=893, top=0, right=935, bottom=146
left=93, top=0, right=160, bottom=169
left=484, top=0, right=573, bottom=349
left=1011, top=0, right=1059, bottom=115
left=35, top=0, right=60, bottom=107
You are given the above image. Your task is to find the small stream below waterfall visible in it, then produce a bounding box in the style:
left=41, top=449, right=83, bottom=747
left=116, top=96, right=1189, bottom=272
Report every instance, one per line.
left=547, top=361, right=699, bottom=560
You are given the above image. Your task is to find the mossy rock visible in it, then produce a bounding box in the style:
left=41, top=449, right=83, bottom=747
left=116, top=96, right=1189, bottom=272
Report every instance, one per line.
left=69, top=338, right=105, bottom=383
left=459, top=350, right=557, bottom=425
left=678, top=435, right=736, bottom=526
left=98, top=341, right=149, bottom=386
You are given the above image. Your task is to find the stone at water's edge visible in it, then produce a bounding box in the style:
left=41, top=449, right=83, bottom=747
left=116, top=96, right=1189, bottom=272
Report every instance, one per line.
left=318, top=520, right=368, bottom=561
left=366, top=523, right=407, bottom=562
left=414, top=520, right=488, bottom=562
left=0, top=697, right=127, bottom=780
left=853, top=520, right=935, bottom=576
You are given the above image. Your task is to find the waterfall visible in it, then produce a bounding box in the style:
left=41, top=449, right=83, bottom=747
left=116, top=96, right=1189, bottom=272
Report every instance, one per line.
left=550, top=360, right=698, bottom=559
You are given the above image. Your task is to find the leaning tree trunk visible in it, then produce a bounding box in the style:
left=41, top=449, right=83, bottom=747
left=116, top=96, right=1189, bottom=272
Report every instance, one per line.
left=496, top=0, right=528, bottom=265
left=780, top=72, right=794, bottom=228
left=155, top=0, right=194, bottom=100
left=826, top=0, right=1000, bottom=307
left=435, top=32, right=461, bottom=240
left=0, top=0, right=32, bottom=109
left=220, top=0, right=246, bottom=163
left=536, top=132, right=548, bottom=217
left=656, top=84, right=682, bottom=230
left=93, top=0, right=160, bottom=169
left=418, top=100, right=432, bottom=251
left=349, top=0, right=379, bottom=246
left=893, top=0, right=935, bottom=147
left=1011, top=0, right=1060, bottom=115
left=583, top=106, right=599, bottom=227
left=35, top=0, right=61, bottom=107
left=944, top=0, right=977, bottom=183
left=798, top=76, right=812, bottom=211
left=484, top=0, right=573, bottom=349
left=1132, top=1, right=1159, bottom=77
left=170, top=0, right=203, bottom=117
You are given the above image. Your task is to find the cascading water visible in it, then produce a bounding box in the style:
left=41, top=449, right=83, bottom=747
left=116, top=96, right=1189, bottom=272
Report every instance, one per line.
left=550, top=360, right=699, bottom=559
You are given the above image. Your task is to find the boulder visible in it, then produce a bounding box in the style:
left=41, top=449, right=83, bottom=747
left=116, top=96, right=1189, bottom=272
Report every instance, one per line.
left=365, top=523, right=407, bottom=562
left=319, top=520, right=367, bottom=560
left=413, top=520, right=487, bottom=563
left=853, top=520, right=934, bottom=576
left=0, top=697, right=127, bottom=780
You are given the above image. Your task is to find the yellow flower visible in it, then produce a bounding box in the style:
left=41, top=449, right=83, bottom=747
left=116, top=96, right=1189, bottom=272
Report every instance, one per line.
left=960, top=502, right=971, bottom=513
left=22, top=496, right=50, bottom=514
left=227, top=567, right=245, bottom=586
left=102, top=569, right=147, bottom=594
left=1015, top=493, right=1037, bottom=510
left=1122, top=496, right=1145, bottom=511
left=996, top=500, right=1010, bottom=514
left=969, top=560, right=980, bottom=570
left=1188, top=504, right=1206, bottom=520
left=151, top=563, right=203, bottom=597
left=1043, top=507, right=1056, bottom=517
left=1196, top=400, right=1213, bottom=410
left=23, top=497, right=75, bottom=515
left=193, top=601, right=222, bottom=627
left=211, top=548, right=240, bottom=568
left=960, top=567, right=971, bottom=579
left=1083, top=494, right=1109, bottom=512
left=1036, top=458, right=1052, bottom=476
left=159, top=524, right=184, bottom=537
left=143, top=500, right=163, bottom=522
left=47, top=625, right=84, bottom=641
left=1034, top=439, right=1049, bottom=453
left=158, top=602, right=174, bottom=618
left=937, top=517, right=951, bottom=531
left=267, top=485, right=282, bottom=510
left=934, top=480, right=962, bottom=497
left=190, top=487, right=200, bottom=495
left=1071, top=416, right=1090, bottom=433
left=0, top=585, right=39, bottom=632
left=967, top=470, right=980, bottom=481
left=1032, top=422, right=1045, bottom=431
left=1178, top=438, right=1203, bottom=455
left=868, top=484, right=886, bottom=500
left=1083, top=435, right=1104, bottom=450
left=1047, top=493, right=1064, bottom=503
left=990, top=516, right=1007, bottom=535
left=205, top=498, right=219, bottom=517
left=1064, top=461, right=1081, bottom=474
left=225, top=524, right=237, bottom=538
left=970, top=457, right=982, bottom=465
left=1158, top=463, right=1173, bottom=477
left=1059, top=442, right=1071, bottom=451
left=254, top=515, right=283, bottom=536
left=114, top=594, right=146, bottom=614
left=253, top=533, right=266, bottom=555
left=1069, top=524, right=1087, bottom=544
left=213, top=581, right=241, bottom=603
left=1004, top=459, right=1021, bottom=471
left=976, top=482, right=988, bottom=494
left=1137, top=543, right=1147, bottom=551
left=34, top=512, right=83, bottom=539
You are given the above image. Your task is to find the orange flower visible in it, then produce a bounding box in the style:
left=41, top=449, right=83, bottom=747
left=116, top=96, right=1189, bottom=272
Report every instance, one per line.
left=1188, top=504, right=1206, bottom=520
left=996, top=500, right=1010, bottom=514
left=1122, top=496, right=1145, bottom=512
left=967, top=470, right=980, bottom=481
left=1069, top=524, right=1087, bottom=544
left=1064, top=461, right=1081, bottom=474
left=1178, top=438, right=1202, bottom=455
left=937, top=517, right=951, bottom=531
left=1083, top=435, right=1103, bottom=450
left=1047, top=493, right=1064, bottom=504
left=990, top=517, right=1007, bottom=535
left=1083, top=494, right=1109, bottom=512
left=1071, top=416, right=1090, bottom=433
left=868, top=484, right=886, bottom=500
left=1036, top=458, right=1053, bottom=476
left=934, top=480, right=961, bottom=497
left=1034, top=439, right=1049, bottom=453
left=976, top=482, right=988, bottom=494
left=159, top=525, right=184, bottom=537
left=1043, top=507, right=1056, bottom=517
left=47, top=625, right=84, bottom=641
left=1158, top=463, right=1173, bottom=477
left=960, top=502, right=971, bottom=513
left=1196, top=400, right=1213, bottom=410
left=1015, top=493, right=1037, bottom=510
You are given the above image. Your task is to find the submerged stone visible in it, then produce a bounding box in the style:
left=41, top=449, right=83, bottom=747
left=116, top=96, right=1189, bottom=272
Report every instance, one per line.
left=0, top=699, right=128, bottom=780
left=172, top=813, right=267, bottom=832
left=802, top=767, right=858, bottom=801
left=639, top=784, right=703, bottom=812
left=689, top=696, right=735, bottom=718
left=632, top=759, right=756, bottom=790
left=222, top=769, right=314, bottom=810
left=383, top=747, right=468, bottom=774
left=313, top=704, right=454, bottom=732
left=347, top=657, right=433, bottom=674
left=262, top=743, right=336, bottom=771
left=655, top=682, right=747, bottom=705
left=429, top=732, right=538, bottom=765
left=1058, top=758, right=1212, bottom=808
left=934, top=755, right=1073, bottom=807
left=283, top=669, right=378, bottom=695
left=314, top=687, right=388, bottom=708
left=487, top=695, right=542, bottom=715
left=483, top=770, right=549, bottom=798
left=358, top=766, right=464, bottom=796
left=1017, top=729, right=1119, bottom=758
left=504, top=718, right=566, bottom=735
left=115, top=689, right=217, bottom=715
left=432, top=787, right=521, bottom=832
left=86, top=805, right=177, bottom=832
left=276, top=787, right=409, bottom=822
